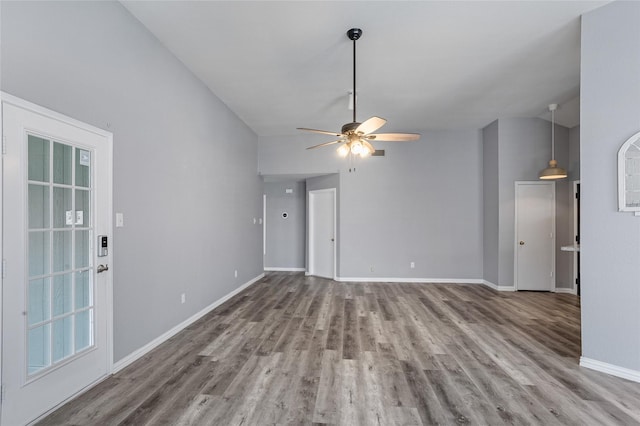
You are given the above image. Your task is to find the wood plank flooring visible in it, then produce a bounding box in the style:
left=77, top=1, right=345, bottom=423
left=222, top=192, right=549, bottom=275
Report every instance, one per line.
left=39, top=273, right=640, bottom=425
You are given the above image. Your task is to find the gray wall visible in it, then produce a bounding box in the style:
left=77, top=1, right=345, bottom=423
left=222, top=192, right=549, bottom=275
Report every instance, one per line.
left=497, top=118, right=570, bottom=288
left=264, top=181, right=305, bottom=269
left=482, top=120, right=499, bottom=285
left=581, top=1, right=640, bottom=371
left=569, top=126, right=581, bottom=181
left=260, top=130, right=484, bottom=280
left=481, top=118, right=572, bottom=289
left=1, top=1, right=263, bottom=362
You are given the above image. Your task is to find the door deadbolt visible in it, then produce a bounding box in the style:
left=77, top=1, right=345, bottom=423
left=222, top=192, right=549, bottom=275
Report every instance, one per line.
left=519, top=241, right=525, bottom=245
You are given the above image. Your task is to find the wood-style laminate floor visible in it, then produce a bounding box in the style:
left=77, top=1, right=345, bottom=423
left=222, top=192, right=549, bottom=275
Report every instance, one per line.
left=40, top=273, right=640, bottom=425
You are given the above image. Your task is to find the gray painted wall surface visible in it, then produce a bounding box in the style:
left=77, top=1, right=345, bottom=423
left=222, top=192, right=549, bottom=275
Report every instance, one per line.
left=2, top=2, right=263, bottom=361
left=496, top=118, right=570, bottom=288
left=306, top=174, right=340, bottom=274
left=569, top=126, right=581, bottom=181
left=482, top=120, right=499, bottom=285
left=264, top=181, right=305, bottom=269
left=581, top=1, right=640, bottom=371
left=260, top=130, right=484, bottom=279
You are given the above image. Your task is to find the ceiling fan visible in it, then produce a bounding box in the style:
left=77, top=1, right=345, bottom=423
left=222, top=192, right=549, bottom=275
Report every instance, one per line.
left=298, top=28, right=420, bottom=158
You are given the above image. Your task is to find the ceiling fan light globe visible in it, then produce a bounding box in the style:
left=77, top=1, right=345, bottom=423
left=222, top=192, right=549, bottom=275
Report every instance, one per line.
left=337, top=144, right=350, bottom=157
left=351, top=141, right=363, bottom=155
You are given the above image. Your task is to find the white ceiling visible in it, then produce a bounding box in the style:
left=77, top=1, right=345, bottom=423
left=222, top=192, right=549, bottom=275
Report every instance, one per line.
left=122, top=1, right=608, bottom=136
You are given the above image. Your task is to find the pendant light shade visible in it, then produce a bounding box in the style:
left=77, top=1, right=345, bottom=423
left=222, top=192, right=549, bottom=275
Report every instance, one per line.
left=539, top=103, right=567, bottom=180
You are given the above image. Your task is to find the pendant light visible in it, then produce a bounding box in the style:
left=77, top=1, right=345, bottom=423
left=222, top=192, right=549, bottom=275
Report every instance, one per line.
left=539, top=103, right=567, bottom=180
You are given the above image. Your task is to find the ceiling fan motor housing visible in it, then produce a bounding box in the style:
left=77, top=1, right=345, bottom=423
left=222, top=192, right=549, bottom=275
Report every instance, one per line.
left=341, top=122, right=361, bottom=134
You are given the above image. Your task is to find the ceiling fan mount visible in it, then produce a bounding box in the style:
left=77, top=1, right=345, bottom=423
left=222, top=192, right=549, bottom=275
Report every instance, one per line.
left=297, top=27, right=420, bottom=159
left=347, top=28, right=362, bottom=41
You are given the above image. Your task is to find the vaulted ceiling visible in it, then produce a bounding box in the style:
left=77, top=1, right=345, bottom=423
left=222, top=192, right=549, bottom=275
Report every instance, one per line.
left=122, top=1, right=608, bottom=136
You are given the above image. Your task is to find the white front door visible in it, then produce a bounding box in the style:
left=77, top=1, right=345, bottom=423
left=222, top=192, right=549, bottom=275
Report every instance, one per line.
left=309, top=189, right=335, bottom=279
left=515, top=181, right=555, bottom=291
left=2, top=95, right=113, bottom=425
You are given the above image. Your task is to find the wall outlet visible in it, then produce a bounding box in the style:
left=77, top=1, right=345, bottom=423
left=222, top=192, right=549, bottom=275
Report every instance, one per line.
left=370, top=266, right=374, bottom=272
left=234, top=270, right=238, bottom=278
left=410, top=262, right=415, bottom=269
left=181, top=293, right=186, bottom=304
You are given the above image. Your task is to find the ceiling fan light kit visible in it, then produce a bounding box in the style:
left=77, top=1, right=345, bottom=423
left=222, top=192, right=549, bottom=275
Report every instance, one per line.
left=297, top=28, right=420, bottom=170
left=539, top=103, right=567, bottom=180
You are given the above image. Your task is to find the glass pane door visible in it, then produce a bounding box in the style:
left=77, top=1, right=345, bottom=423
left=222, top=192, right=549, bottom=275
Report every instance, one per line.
left=27, top=135, right=94, bottom=377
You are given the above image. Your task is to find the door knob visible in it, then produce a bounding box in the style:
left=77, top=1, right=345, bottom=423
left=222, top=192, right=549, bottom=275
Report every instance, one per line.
left=519, top=241, right=525, bottom=246
left=331, top=238, right=335, bottom=242
left=97, top=264, right=109, bottom=273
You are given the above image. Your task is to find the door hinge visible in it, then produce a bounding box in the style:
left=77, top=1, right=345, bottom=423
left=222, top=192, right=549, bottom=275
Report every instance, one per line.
left=1, top=259, right=5, bottom=279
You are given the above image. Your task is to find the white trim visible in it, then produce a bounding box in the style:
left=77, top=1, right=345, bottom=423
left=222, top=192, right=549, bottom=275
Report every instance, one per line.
left=514, top=181, right=556, bottom=291
left=580, top=357, right=640, bottom=383
left=262, top=194, right=266, bottom=258
left=481, top=280, right=516, bottom=292
left=308, top=188, right=337, bottom=280
left=0, top=90, right=4, bottom=423
left=337, top=277, right=484, bottom=284
left=618, top=131, right=640, bottom=212
left=112, top=273, right=264, bottom=373
left=571, top=180, right=580, bottom=294
left=264, top=267, right=305, bottom=272
left=336, top=277, right=514, bottom=291
left=554, top=287, right=577, bottom=295
left=1, top=92, right=112, bottom=138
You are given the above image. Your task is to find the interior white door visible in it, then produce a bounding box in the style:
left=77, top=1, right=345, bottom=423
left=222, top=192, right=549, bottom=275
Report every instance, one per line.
left=2, top=96, right=112, bottom=425
left=309, top=189, right=335, bottom=279
left=515, top=182, right=555, bottom=291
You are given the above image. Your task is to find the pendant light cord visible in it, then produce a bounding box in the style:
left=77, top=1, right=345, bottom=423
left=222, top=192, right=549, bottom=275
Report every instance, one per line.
left=551, top=108, right=555, bottom=161
left=352, top=37, right=357, bottom=123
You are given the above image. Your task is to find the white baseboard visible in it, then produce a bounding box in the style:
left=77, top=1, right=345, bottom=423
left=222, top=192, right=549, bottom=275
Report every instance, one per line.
left=481, top=280, right=515, bottom=292
left=580, top=357, right=640, bottom=383
left=264, top=267, right=306, bottom=272
left=554, top=287, right=577, bottom=294
left=336, top=277, right=484, bottom=284
left=112, top=273, right=264, bottom=374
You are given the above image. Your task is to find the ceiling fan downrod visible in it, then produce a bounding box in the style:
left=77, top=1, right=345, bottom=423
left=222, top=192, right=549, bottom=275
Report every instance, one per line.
left=347, top=28, right=362, bottom=124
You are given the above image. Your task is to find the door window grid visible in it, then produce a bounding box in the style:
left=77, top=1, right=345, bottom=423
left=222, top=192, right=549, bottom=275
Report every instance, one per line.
left=27, top=135, right=95, bottom=377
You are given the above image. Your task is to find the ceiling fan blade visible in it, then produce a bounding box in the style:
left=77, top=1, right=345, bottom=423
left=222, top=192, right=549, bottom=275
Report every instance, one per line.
left=366, top=133, right=421, bottom=141
left=297, top=128, right=344, bottom=137
left=306, top=140, right=343, bottom=150
left=356, top=116, right=386, bottom=135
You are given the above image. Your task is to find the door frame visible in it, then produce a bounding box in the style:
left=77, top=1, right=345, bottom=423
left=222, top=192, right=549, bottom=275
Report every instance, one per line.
left=572, top=180, right=580, bottom=295
left=513, top=181, right=556, bottom=291
left=0, top=92, right=114, bottom=420
left=308, top=188, right=337, bottom=280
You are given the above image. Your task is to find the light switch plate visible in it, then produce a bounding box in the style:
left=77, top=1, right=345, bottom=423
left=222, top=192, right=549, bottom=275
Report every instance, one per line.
left=115, top=213, right=124, bottom=227
left=66, top=211, right=74, bottom=226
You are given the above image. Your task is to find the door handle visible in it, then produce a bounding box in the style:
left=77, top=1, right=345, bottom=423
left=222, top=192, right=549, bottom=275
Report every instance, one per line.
left=97, top=264, right=109, bottom=273
left=331, top=238, right=335, bottom=242
left=519, top=241, right=525, bottom=246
